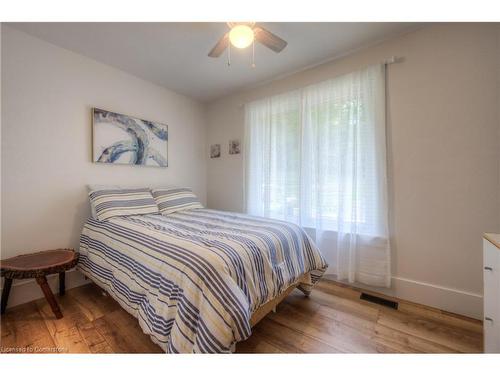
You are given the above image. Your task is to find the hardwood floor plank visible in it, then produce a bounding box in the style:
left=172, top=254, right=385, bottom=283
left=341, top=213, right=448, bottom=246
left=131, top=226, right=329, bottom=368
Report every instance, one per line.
left=306, top=288, right=381, bottom=322
left=236, top=330, right=285, bottom=353
left=0, top=280, right=483, bottom=354
left=374, top=322, right=460, bottom=353
left=252, top=316, right=340, bottom=353
left=397, top=301, right=483, bottom=335
left=322, top=279, right=483, bottom=335
left=315, top=280, right=363, bottom=301
left=77, top=321, right=114, bottom=353
left=268, top=302, right=378, bottom=353
left=35, top=293, right=92, bottom=353
left=68, top=283, right=120, bottom=322
left=285, top=290, right=379, bottom=336
left=376, top=308, right=482, bottom=353
left=93, top=309, right=162, bottom=353
left=0, top=303, right=56, bottom=353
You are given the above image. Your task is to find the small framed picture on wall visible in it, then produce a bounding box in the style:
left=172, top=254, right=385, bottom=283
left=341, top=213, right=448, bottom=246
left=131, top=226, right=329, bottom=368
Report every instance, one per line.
left=229, top=139, right=241, bottom=155
left=210, top=144, right=221, bottom=158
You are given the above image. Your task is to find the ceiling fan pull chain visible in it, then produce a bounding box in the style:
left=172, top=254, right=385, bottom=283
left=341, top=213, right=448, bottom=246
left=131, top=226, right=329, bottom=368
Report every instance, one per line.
left=252, top=38, right=256, bottom=68
left=227, top=42, right=231, bottom=67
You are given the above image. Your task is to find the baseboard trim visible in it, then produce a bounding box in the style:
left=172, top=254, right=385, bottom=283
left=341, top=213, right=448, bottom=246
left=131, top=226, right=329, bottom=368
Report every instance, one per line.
left=0, top=269, right=89, bottom=310
left=323, top=274, right=483, bottom=320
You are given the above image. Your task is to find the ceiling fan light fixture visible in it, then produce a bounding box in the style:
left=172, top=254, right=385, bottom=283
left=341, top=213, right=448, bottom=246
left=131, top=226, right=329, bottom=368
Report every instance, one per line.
left=229, top=25, right=254, bottom=49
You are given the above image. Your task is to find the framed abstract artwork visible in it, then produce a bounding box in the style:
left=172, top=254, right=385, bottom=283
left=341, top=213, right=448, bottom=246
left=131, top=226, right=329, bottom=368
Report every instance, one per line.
left=92, top=108, right=168, bottom=167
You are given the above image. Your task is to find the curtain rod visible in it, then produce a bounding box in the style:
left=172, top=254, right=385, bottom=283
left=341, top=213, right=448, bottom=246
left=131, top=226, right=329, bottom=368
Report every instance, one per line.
left=383, top=56, right=404, bottom=65
left=237, top=56, right=404, bottom=108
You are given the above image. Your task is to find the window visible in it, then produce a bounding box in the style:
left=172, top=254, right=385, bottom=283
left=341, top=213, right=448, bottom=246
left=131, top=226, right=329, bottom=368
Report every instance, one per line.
left=245, top=64, right=391, bottom=287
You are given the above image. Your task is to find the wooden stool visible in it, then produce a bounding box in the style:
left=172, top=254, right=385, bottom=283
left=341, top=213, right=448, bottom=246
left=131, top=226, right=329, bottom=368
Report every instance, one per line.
left=1, top=249, right=79, bottom=319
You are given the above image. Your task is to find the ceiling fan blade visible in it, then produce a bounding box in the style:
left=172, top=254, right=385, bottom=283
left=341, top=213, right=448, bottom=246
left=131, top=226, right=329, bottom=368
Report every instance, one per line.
left=254, top=26, right=287, bottom=53
left=208, top=33, right=229, bottom=58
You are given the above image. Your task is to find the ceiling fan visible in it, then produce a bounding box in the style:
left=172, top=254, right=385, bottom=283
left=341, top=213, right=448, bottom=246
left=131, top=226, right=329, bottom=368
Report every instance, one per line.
left=208, top=22, right=287, bottom=66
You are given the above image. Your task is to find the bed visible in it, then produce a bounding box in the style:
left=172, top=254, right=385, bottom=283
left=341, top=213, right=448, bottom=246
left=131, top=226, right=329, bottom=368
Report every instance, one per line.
left=78, top=208, right=327, bottom=353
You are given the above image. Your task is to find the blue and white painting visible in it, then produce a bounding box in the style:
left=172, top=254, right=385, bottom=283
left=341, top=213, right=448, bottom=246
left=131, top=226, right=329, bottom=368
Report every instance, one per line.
left=92, top=108, right=168, bottom=167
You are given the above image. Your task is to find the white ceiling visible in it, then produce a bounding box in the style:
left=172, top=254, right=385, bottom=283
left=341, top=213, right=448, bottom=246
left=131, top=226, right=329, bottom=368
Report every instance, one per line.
left=9, top=22, right=424, bottom=102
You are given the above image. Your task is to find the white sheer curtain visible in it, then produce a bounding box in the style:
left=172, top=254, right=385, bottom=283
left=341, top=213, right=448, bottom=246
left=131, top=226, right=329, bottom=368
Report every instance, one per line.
left=245, top=64, right=391, bottom=287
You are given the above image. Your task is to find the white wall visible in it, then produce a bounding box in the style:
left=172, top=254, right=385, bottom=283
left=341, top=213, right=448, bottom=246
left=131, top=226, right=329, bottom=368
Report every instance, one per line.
left=206, top=23, right=500, bottom=319
left=1, top=26, right=207, bottom=307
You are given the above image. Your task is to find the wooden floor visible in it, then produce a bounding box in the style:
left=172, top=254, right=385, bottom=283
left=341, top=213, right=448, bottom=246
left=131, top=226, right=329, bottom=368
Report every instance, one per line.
left=0, top=280, right=483, bottom=353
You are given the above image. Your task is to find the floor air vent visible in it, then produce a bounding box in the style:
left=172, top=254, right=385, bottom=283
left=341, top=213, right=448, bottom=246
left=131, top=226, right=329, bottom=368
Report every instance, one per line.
left=360, top=293, right=398, bottom=309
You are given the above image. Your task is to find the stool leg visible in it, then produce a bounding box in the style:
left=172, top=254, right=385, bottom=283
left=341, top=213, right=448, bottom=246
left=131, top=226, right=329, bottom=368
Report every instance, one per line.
left=59, top=272, right=65, bottom=296
left=36, top=276, right=63, bottom=319
left=1, top=278, right=13, bottom=314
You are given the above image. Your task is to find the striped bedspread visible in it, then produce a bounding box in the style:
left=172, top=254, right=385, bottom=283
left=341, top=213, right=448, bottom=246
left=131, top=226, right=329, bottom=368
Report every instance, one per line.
left=78, top=209, right=327, bottom=353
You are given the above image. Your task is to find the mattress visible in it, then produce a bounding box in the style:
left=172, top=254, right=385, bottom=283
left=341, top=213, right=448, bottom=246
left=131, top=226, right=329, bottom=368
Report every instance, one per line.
left=78, top=208, right=327, bottom=353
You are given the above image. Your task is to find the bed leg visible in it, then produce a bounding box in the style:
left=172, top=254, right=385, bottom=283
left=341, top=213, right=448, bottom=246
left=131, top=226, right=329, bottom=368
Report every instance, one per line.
left=272, top=305, right=277, bottom=313
left=297, top=285, right=312, bottom=297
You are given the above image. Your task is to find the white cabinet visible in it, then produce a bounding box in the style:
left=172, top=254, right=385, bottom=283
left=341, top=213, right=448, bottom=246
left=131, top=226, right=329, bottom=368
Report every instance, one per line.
left=483, top=235, right=500, bottom=353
